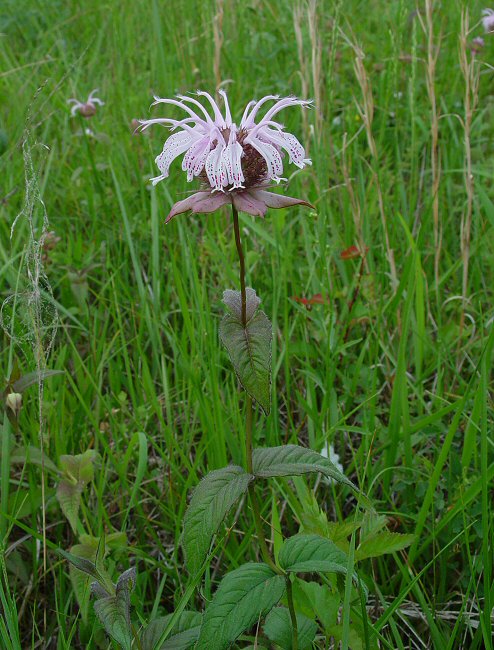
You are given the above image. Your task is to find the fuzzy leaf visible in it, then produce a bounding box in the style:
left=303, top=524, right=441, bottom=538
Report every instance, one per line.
left=222, top=288, right=260, bottom=322
left=59, top=548, right=113, bottom=592
left=264, top=606, right=317, bottom=650
left=141, top=611, right=202, bottom=650
left=94, top=595, right=132, bottom=650
left=219, top=290, right=272, bottom=414
left=11, top=369, right=64, bottom=393
left=56, top=480, right=84, bottom=533
left=279, top=534, right=349, bottom=576
left=252, top=445, right=355, bottom=489
left=68, top=543, right=99, bottom=623
left=355, top=532, right=415, bottom=561
left=195, top=563, right=285, bottom=650
left=183, top=465, right=253, bottom=575
left=57, top=450, right=98, bottom=532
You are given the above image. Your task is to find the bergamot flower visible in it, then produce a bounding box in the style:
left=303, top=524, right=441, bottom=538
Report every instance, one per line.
left=67, top=89, right=104, bottom=118
left=139, top=90, right=313, bottom=221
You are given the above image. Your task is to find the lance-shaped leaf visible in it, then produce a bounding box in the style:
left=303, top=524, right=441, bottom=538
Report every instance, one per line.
left=92, top=567, right=137, bottom=650
left=11, top=369, right=64, bottom=393
left=219, top=288, right=272, bottom=414
left=252, top=445, right=355, bottom=489
left=183, top=465, right=253, bottom=575
left=141, top=611, right=202, bottom=650
left=58, top=548, right=114, bottom=597
left=195, top=563, right=285, bottom=650
left=279, top=534, right=349, bottom=576
left=264, top=606, right=317, bottom=650
left=9, top=445, right=59, bottom=475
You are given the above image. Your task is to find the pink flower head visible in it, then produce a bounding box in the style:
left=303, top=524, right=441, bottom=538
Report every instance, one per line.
left=482, top=9, right=494, bottom=33
left=139, top=90, right=314, bottom=221
left=67, top=89, right=104, bottom=118
left=471, top=36, right=485, bottom=55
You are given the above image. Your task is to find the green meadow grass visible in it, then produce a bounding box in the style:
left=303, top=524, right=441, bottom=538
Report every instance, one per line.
left=0, top=0, right=493, bottom=647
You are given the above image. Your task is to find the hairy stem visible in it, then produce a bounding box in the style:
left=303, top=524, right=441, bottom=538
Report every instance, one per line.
left=232, top=205, right=247, bottom=326
left=231, top=205, right=281, bottom=576
left=286, top=575, right=299, bottom=650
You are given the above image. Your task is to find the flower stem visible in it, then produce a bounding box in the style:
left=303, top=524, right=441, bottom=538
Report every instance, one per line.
left=232, top=205, right=247, bottom=327
left=286, top=575, right=299, bottom=650
left=231, top=205, right=281, bottom=577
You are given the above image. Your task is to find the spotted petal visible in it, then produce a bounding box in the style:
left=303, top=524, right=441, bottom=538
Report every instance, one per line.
left=182, top=137, right=212, bottom=181
left=152, top=131, right=201, bottom=186
left=258, top=128, right=311, bottom=169
left=205, top=142, right=227, bottom=191
left=246, top=138, right=284, bottom=182
left=222, top=132, right=245, bottom=189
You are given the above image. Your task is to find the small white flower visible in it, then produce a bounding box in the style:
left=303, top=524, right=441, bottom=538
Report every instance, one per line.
left=320, top=442, right=344, bottom=485
left=5, top=392, right=22, bottom=417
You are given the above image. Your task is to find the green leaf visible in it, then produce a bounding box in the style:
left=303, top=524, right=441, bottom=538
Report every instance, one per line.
left=252, top=445, right=355, bottom=490
left=183, top=465, right=252, bottom=575
left=56, top=450, right=98, bottom=532
left=141, top=611, right=202, bottom=650
left=68, top=543, right=99, bottom=623
left=292, top=579, right=340, bottom=632
left=223, top=287, right=260, bottom=322
left=195, top=563, right=285, bottom=650
left=93, top=566, right=136, bottom=650
left=279, top=534, right=349, bottom=576
left=94, top=595, right=133, bottom=650
left=59, top=548, right=114, bottom=595
left=9, top=445, right=59, bottom=474
left=11, top=369, right=64, bottom=393
left=219, top=289, right=272, bottom=414
left=264, top=606, right=317, bottom=650
left=355, top=532, right=415, bottom=561
left=56, top=480, right=84, bottom=533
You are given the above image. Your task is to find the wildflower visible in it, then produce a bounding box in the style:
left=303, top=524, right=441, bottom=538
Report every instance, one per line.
left=482, top=9, right=494, bottom=33
left=139, top=90, right=313, bottom=221
left=67, top=89, right=104, bottom=118
left=5, top=392, right=22, bottom=418
left=471, top=36, right=485, bottom=54
left=320, top=443, right=344, bottom=485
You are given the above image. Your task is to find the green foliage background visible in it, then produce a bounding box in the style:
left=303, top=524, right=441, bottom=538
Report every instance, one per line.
left=0, top=0, right=493, bottom=647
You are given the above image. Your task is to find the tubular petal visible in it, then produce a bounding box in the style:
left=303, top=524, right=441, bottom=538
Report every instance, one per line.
left=240, top=95, right=280, bottom=128
left=151, top=97, right=210, bottom=129
left=182, top=137, right=212, bottom=181
left=222, top=131, right=245, bottom=189
left=205, top=142, right=227, bottom=191
left=219, top=90, right=233, bottom=127
left=196, top=91, right=226, bottom=127
left=247, top=137, right=284, bottom=182
left=153, top=131, right=199, bottom=185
